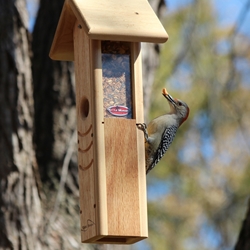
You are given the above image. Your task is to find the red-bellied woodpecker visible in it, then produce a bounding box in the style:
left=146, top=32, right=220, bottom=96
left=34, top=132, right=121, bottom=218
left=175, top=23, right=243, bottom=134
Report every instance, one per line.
left=137, top=88, right=189, bottom=174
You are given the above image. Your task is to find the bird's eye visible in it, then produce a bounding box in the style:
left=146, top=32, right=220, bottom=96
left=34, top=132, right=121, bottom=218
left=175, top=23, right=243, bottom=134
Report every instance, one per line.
left=178, top=101, right=182, bottom=106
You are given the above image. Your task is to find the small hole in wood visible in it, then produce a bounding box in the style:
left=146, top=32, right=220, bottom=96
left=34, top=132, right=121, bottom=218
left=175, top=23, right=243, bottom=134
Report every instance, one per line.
left=94, top=204, right=96, bottom=208
left=80, top=96, right=89, bottom=119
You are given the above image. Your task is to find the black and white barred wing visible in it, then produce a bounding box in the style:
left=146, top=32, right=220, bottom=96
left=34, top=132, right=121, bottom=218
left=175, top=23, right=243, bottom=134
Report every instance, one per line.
left=146, top=125, right=178, bottom=174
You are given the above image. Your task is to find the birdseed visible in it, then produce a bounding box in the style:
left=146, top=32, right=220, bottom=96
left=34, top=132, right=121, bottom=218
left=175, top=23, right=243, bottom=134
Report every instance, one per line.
left=101, top=41, right=133, bottom=119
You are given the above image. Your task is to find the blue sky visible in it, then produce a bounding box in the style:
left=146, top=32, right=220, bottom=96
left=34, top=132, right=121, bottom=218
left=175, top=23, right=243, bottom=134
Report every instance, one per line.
left=166, top=0, right=250, bottom=37
left=27, top=0, right=250, bottom=36
left=27, top=0, right=39, bottom=31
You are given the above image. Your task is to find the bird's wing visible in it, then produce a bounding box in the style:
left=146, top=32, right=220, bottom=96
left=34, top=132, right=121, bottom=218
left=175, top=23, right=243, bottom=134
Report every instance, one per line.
left=146, top=125, right=178, bottom=174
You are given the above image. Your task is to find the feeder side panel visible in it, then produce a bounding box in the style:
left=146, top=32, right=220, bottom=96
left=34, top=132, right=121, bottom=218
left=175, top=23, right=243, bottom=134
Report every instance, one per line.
left=74, top=22, right=98, bottom=241
left=130, top=42, right=148, bottom=237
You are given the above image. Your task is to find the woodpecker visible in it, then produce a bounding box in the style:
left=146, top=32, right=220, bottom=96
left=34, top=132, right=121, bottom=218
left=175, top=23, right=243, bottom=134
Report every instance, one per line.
left=137, top=88, right=189, bottom=174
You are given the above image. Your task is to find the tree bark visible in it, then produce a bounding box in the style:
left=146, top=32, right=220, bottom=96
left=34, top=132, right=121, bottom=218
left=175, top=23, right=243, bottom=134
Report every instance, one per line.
left=0, top=0, right=42, bottom=249
left=32, top=0, right=77, bottom=183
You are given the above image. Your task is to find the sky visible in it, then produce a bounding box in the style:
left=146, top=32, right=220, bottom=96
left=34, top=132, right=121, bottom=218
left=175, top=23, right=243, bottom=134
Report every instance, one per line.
left=166, top=0, right=250, bottom=37
left=27, top=0, right=39, bottom=31
left=27, top=0, right=250, bottom=37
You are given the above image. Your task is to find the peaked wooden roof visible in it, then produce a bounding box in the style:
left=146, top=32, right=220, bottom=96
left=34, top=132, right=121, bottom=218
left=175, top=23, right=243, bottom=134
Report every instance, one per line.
left=50, top=0, right=168, bottom=61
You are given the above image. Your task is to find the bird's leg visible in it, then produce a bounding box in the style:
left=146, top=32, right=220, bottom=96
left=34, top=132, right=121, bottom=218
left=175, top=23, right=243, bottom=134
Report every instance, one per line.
left=136, top=123, right=149, bottom=142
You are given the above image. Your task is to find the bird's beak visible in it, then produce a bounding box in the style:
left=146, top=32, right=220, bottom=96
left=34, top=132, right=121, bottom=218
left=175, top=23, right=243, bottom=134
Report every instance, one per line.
left=162, top=92, right=177, bottom=107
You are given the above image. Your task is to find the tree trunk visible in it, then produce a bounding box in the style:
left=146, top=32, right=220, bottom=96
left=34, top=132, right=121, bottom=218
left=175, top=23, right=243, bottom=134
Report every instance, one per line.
left=32, top=0, right=77, bottom=183
left=235, top=199, right=250, bottom=250
left=0, top=0, right=42, bottom=249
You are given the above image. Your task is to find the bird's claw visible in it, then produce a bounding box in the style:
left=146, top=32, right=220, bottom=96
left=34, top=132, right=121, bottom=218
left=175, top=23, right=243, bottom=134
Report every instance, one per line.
left=136, top=123, right=149, bottom=141
left=136, top=123, right=147, bottom=131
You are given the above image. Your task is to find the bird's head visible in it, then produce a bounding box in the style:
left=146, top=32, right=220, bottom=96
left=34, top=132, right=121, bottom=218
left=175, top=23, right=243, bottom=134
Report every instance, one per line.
left=162, top=88, right=189, bottom=126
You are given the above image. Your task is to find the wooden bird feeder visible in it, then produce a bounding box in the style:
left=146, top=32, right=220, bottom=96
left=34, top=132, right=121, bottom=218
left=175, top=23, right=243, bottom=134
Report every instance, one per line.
left=49, top=0, right=168, bottom=245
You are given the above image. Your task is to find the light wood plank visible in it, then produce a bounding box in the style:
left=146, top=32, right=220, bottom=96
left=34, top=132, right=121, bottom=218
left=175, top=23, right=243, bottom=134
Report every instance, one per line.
left=90, top=39, right=108, bottom=237
left=131, top=42, right=148, bottom=237
left=71, top=0, right=168, bottom=43
left=49, top=0, right=168, bottom=61
left=74, top=22, right=97, bottom=241
left=49, top=1, right=76, bottom=60
left=104, top=118, right=141, bottom=236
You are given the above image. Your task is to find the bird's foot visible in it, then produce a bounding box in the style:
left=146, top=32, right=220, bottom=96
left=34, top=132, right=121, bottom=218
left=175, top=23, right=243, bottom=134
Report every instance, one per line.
left=136, top=123, right=149, bottom=141
left=136, top=123, right=147, bottom=130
